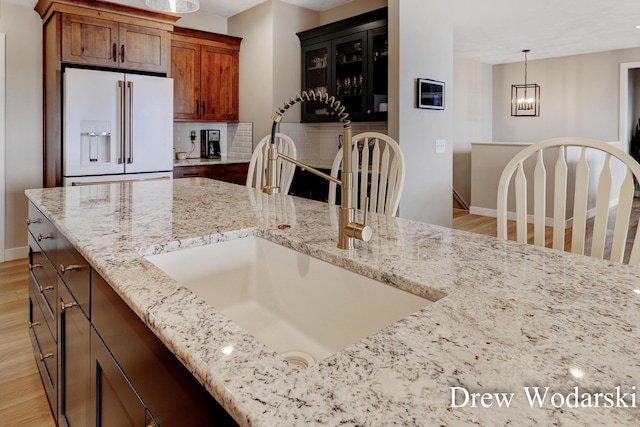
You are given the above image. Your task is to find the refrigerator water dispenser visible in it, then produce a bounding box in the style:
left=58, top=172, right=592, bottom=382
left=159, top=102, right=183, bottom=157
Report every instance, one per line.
left=80, top=121, right=111, bottom=164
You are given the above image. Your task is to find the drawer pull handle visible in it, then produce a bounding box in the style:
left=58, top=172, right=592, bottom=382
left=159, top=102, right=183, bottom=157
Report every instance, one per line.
left=39, top=285, right=54, bottom=294
left=37, top=233, right=53, bottom=241
left=60, top=264, right=82, bottom=275
left=61, top=301, right=78, bottom=313
left=27, top=218, right=41, bottom=225
left=28, top=263, right=42, bottom=271
left=39, top=352, right=54, bottom=361
left=29, top=321, right=41, bottom=328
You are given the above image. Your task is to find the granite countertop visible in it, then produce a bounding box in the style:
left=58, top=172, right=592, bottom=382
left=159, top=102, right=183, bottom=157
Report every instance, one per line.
left=174, top=156, right=249, bottom=167
left=25, top=179, right=640, bottom=426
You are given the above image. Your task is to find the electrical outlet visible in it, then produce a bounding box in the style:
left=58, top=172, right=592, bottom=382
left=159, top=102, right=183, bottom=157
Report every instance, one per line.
left=435, top=139, right=446, bottom=153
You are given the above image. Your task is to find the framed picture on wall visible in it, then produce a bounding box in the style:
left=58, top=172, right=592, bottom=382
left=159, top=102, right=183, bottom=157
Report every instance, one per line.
left=417, top=78, right=444, bottom=110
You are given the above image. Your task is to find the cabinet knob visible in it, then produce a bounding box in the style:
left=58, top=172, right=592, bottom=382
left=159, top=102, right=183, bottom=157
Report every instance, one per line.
left=60, top=300, right=78, bottom=313
left=28, top=263, right=42, bottom=271
left=28, top=321, right=41, bottom=329
left=112, top=43, right=117, bottom=62
left=120, top=44, right=125, bottom=62
left=39, top=352, right=54, bottom=362
left=37, top=233, right=53, bottom=241
left=60, top=264, right=82, bottom=275
left=39, top=285, right=54, bottom=294
left=26, top=218, right=40, bottom=225
left=367, top=109, right=372, bottom=114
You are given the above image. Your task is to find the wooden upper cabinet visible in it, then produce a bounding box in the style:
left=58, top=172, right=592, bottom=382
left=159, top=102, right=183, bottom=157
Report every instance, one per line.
left=61, top=14, right=169, bottom=73
left=171, top=27, right=241, bottom=122
left=172, top=40, right=201, bottom=119
left=200, top=45, right=239, bottom=122
left=118, top=23, right=169, bottom=73
left=62, top=14, right=118, bottom=67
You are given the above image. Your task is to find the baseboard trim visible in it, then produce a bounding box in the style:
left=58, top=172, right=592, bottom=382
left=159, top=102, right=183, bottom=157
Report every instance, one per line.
left=468, top=204, right=617, bottom=229
left=5, top=246, right=27, bottom=261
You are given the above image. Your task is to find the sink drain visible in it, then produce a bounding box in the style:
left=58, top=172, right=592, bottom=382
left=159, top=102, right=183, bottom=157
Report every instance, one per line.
left=282, top=351, right=315, bottom=369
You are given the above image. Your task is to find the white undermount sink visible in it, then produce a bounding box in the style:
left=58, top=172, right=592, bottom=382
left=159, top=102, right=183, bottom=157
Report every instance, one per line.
left=146, top=236, right=430, bottom=367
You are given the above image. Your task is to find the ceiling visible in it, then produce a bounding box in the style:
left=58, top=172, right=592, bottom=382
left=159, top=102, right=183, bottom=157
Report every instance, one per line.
left=115, top=0, right=640, bottom=64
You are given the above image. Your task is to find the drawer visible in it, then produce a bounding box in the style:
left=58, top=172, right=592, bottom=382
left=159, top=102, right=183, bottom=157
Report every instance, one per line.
left=173, top=165, right=213, bottom=179
left=29, top=293, right=57, bottom=416
left=58, top=234, right=90, bottom=317
left=211, top=163, right=249, bottom=185
left=29, top=236, right=57, bottom=340
left=27, top=202, right=57, bottom=264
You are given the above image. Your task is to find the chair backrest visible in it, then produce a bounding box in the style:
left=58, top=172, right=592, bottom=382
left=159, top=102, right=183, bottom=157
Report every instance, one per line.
left=328, top=132, right=405, bottom=216
left=246, top=133, right=297, bottom=194
left=497, top=137, right=640, bottom=265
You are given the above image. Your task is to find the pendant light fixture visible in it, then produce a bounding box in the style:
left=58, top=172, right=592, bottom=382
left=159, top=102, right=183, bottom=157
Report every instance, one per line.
left=511, top=49, right=540, bottom=117
left=146, top=0, right=199, bottom=13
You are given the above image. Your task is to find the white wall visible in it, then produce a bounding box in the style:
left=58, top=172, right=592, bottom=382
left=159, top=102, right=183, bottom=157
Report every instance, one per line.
left=228, top=1, right=276, bottom=146
left=492, top=48, right=640, bottom=143
left=173, top=10, right=226, bottom=33
left=452, top=55, right=493, bottom=205
left=0, top=32, right=5, bottom=262
left=389, top=0, right=454, bottom=227
left=0, top=0, right=42, bottom=260
left=318, top=0, right=387, bottom=25
left=271, top=1, right=317, bottom=126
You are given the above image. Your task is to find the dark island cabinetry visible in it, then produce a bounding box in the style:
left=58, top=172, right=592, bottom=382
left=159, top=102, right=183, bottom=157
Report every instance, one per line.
left=27, top=201, right=238, bottom=426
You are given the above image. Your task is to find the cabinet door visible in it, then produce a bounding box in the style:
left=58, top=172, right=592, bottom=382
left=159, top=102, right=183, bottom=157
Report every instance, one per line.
left=62, top=14, right=118, bottom=67
left=200, top=45, right=239, bottom=122
left=368, top=27, right=388, bottom=121
left=59, top=281, right=91, bottom=427
left=301, top=42, right=331, bottom=122
left=118, top=23, right=169, bottom=73
left=91, top=328, right=146, bottom=427
left=333, top=32, right=367, bottom=120
left=29, top=288, right=58, bottom=420
left=171, top=40, right=201, bottom=120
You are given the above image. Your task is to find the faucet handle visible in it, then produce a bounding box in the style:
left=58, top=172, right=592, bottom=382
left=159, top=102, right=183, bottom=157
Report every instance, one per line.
left=344, top=197, right=372, bottom=242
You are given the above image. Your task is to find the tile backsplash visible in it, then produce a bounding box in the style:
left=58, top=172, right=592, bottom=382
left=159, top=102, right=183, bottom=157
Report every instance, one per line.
left=173, top=121, right=387, bottom=168
left=279, top=122, right=388, bottom=169
left=173, top=122, right=253, bottom=160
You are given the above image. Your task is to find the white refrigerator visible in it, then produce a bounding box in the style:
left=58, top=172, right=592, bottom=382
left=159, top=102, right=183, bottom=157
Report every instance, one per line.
left=63, top=68, right=174, bottom=186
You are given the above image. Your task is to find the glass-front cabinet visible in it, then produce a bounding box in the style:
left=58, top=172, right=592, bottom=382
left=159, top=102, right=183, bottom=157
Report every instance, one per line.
left=298, top=8, right=387, bottom=123
left=302, top=43, right=330, bottom=119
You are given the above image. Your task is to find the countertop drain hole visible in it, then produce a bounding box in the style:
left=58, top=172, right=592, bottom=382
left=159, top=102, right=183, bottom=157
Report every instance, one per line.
left=282, top=351, right=315, bottom=369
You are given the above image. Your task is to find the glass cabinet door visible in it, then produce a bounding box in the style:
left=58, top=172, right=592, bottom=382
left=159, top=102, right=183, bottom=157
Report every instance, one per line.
left=298, top=9, right=387, bottom=123
left=369, top=28, right=388, bottom=120
left=333, top=32, right=367, bottom=119
left=301, top=43, right=330, bottom=121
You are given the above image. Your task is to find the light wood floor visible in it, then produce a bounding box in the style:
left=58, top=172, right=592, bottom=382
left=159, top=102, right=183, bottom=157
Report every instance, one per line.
left=2, top=202, right=638, bottom=426
left=453, top=198, right=640, bottom=263
left=0, top=258, right=56, bottom=427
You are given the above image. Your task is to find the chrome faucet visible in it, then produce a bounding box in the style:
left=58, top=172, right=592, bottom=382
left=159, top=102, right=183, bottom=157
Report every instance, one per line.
left=263, top=91, right=372, bottom=249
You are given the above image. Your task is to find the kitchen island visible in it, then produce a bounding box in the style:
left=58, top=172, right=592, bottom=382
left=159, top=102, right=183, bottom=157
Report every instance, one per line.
left=26, top=178, right=639, bottom=426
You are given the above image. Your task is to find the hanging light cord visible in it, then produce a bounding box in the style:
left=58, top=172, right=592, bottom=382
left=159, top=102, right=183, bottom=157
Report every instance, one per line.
left=523, top=49, right=529, bottom=98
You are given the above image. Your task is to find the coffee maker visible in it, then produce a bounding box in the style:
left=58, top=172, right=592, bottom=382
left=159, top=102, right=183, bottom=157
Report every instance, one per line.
left=201, top=129, right=221, bottom=159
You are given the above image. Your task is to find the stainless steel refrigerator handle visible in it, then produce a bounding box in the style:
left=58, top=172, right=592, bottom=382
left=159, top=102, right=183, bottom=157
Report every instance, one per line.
left=117, top=80, right=125, bottom=164
left=127, top=81, right=134, bottom=164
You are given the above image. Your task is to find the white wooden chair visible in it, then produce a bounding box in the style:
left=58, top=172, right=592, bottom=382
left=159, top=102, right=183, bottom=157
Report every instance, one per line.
left=246, top=133, right=297, bottom=194
left=328, top=132, right=405, bottom=216
left=497, top=137, right=640, bottom=265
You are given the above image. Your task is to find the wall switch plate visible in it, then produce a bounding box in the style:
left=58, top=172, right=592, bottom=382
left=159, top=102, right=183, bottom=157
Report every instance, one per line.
left=435, top=139, right=446, bottom=153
